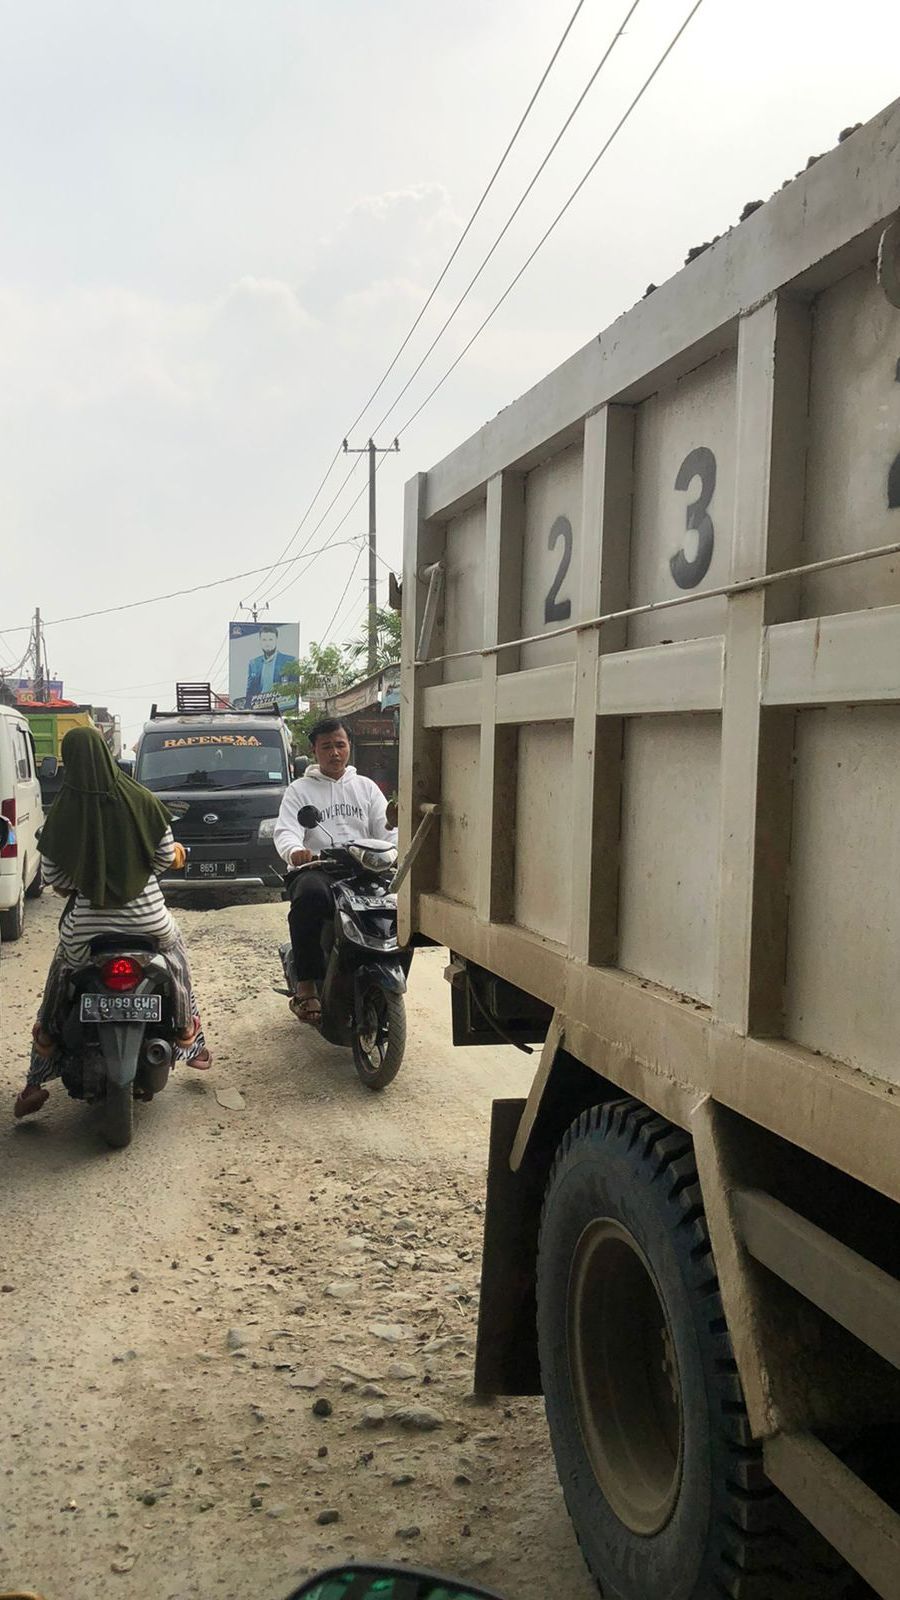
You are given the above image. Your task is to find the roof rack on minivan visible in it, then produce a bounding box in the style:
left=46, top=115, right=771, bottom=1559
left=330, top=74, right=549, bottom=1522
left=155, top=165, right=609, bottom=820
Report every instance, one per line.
left=148, top=684, right=284, bottom=720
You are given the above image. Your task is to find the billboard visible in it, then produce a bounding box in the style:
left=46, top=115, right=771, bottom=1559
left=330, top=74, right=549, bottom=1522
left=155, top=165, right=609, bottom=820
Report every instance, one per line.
left=228, top=622, right=300, bottom=713
left=15, top=679, right=64, bottom=702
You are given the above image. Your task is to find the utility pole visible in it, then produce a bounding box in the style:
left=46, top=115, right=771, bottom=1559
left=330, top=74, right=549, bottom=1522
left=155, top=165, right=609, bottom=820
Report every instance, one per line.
left=33, top=607, right=45, bottom=701
left=342, top=436, right=400, bottom=675
left=240, top=600, right=270, bottom=624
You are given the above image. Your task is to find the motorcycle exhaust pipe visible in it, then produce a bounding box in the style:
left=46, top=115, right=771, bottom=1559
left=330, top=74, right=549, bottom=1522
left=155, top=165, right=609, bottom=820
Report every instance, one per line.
left=144, top=1038, right=173, bottom=1069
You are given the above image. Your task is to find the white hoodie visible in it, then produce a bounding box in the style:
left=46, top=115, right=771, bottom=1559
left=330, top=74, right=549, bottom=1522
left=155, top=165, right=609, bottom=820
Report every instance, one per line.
left=274, top=763, right=397, bottom=863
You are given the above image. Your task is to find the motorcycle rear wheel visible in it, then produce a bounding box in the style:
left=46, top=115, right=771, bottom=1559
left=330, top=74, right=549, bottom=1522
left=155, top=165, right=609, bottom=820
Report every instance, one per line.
left=352, top=986, right=405, bottom=1092
left=103, top=1083, right=134, bottom=1148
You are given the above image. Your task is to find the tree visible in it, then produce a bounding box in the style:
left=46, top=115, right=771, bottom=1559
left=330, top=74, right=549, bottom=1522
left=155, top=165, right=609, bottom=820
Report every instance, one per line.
left=281, top=641, right=353, bottom=749
left=290, top=641, right=352, bottom=699
left=345, top=607, right=401, bottom=673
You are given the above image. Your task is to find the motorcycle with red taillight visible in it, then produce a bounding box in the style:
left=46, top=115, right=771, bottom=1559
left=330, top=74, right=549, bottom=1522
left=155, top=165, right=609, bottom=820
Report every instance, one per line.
left=55, top=936, right=179, bottom=1148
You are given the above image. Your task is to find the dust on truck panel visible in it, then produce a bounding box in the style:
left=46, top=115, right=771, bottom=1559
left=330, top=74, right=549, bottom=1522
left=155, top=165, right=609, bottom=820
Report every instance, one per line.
left=401, top=99, right=900, bottom=1099
left=400, top=95, right=900, bottom=1600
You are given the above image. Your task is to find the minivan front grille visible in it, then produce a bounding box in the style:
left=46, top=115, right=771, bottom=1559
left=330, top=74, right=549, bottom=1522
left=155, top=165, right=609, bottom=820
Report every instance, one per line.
left=176, top=824, right=254, bottom=846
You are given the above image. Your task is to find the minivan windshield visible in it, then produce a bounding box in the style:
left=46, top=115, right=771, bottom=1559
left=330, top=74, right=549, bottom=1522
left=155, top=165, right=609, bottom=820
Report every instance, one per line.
left=136, top=728, right=288, bottom=792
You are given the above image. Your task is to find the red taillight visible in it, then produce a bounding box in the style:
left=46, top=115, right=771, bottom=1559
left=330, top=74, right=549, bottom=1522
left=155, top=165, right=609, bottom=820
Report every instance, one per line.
left=1, top=799, right=16, bottom=859
left=101, top=956, right=143, bottom=992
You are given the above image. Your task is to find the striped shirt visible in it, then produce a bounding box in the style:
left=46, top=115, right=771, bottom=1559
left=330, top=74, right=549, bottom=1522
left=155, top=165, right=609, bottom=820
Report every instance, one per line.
left=44, top=828, right=178, bottom=964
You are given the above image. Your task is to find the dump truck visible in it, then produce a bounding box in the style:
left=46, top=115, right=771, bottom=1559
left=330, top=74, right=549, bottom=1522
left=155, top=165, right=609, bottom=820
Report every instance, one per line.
left=398, top=98, right=900, bottom=1600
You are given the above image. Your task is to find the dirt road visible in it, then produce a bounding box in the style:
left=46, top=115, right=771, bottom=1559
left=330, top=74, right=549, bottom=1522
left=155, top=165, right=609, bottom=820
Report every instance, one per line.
left=0, top=892, right=596, bottom=1600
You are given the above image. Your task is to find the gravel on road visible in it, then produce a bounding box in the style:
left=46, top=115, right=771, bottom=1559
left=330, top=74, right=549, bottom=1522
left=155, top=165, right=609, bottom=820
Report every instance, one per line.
left=0, top=890, right=596, bottom=1600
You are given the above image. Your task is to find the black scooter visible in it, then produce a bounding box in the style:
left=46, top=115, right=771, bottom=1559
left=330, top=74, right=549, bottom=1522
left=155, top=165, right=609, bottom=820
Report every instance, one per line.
left=281, top=803, right=411, bottom=1090
left=56, top=936, right=179, bottom=1148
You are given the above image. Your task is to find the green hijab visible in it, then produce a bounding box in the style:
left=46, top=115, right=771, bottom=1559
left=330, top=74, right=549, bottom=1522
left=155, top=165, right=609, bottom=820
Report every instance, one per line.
left=39, top=727, right=172, bottom=909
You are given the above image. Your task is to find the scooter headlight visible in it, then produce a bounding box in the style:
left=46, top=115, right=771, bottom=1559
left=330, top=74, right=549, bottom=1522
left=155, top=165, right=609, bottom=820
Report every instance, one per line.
left=348, top=841, right=397, bottom=873
left=339, top=910, right=365, bottom=946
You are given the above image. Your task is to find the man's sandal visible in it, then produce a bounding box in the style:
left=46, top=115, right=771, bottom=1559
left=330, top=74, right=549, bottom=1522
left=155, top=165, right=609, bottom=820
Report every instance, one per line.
left=290, top=996, right=322, bottom=1026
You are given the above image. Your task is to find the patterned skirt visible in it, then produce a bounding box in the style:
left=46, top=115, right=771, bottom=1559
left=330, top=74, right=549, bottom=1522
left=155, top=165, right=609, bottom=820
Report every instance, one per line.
left=27, top=933, right=207, bottom=1087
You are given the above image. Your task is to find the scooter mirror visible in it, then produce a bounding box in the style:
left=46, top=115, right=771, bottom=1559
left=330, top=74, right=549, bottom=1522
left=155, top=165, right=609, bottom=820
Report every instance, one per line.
left=298, top=804, right=322, bottom=828
left=286, top=1565, right=506, bottom=1599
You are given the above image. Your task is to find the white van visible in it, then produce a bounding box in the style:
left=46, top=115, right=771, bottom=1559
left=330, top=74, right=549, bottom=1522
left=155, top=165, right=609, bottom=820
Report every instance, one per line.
left=0, top=704, right=45, bottom=940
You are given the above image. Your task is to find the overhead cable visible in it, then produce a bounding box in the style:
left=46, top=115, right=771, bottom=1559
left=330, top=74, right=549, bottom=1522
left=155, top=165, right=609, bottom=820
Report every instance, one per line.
left=342, top=0, right=591, bottom=438
left=394, top=0, right=707, bottom=441
left=371, top=0, right=642, bottom=437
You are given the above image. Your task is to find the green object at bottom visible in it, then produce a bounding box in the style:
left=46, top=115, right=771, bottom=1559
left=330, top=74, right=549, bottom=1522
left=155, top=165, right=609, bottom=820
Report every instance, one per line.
left=296, top=1571, right=491, bottom=1600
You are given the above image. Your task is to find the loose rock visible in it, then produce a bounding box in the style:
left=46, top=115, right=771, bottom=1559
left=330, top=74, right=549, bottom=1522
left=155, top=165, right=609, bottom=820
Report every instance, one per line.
left=393, top=1406, right=444, bottom=1432
left=358, top=1404, right=386, bottom=1429
left=368, top=1323, right=412, bottom=1343
left=215, top=1085, right=246, bottom=1111
left=325, top=1281, right=359, bottom=1301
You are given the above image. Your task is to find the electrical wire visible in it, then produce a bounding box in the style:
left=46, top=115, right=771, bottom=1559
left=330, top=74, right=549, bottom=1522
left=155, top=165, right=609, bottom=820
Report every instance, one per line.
left=3, top=4, right=704, bottom=665
left=252, top=455, right=363, bottom=605
left=342, top=0, right=590, bottom=440
left=370, top=0, right=642, bottom=438
left=318, top=544, right=365, bottom=646
left=264, top=485, right=369, bottom=608
left=0, top=632, right=35, bottom=679
left=238, top=444, right=345, bottom=609
left=0, top=535, right=367, bottom=637
left=245, top=0, right=591, bottom=605
left=323, top=586, right=368, bottom=652
left=394, top=0, right=707, bottom=442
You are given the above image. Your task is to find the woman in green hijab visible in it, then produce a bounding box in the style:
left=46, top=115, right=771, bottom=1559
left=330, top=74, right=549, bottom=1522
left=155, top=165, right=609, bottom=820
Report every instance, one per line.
left=14, top=727, right=210, bottom=1118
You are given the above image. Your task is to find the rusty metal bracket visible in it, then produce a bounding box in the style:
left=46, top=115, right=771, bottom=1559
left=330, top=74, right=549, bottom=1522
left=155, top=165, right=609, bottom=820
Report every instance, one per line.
left=390, top=802, right=440, bottom=894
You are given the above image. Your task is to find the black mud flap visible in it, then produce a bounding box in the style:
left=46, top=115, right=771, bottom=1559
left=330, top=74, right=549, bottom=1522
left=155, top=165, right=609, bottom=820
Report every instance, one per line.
left=474, top=1099, right=543, bottom=1398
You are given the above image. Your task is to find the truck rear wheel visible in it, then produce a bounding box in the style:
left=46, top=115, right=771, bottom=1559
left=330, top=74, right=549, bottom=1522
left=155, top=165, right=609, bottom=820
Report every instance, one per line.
left=536, top=1099, right=849, bottom=1600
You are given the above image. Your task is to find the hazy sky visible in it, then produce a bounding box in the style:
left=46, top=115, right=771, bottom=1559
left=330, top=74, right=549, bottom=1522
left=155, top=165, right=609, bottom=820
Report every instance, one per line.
left=1, top=0, right=898, bottom=745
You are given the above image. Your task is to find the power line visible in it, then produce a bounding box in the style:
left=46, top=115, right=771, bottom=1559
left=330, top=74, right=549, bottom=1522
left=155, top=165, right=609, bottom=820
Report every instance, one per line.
left=324, top=584, right=368, bottom=652
left=342, top=0, right=590, bottom=440
left=0, top=633, right=35, bottom=678
left=394, top=0, right=707, bottom=443
left=264, top=488, right=369, bottom=608
left=240, top=0, right=589, bottom=607
left=319, top=545, right=365, bottom=646
left=0, top=535, right=367, bottom=637
left=253, top=455, right=363, bottom=605
left=370, top=0, right=642, bottom=438
left=241, top=444, right=345, bottom=608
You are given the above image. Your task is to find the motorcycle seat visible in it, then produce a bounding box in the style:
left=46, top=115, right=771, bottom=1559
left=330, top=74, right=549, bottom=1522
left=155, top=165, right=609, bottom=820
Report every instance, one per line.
left=88, top=934, right=161, bottom=956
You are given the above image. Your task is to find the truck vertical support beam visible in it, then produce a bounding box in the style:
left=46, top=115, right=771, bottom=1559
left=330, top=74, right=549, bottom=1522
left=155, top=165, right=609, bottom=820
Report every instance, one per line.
left=399, top=473, right=444, bottom=945
left=568, top=406, right=633, bottom=964
left=477, top=472, right=524, bottom=924
left=713, top=296, right=810, bottom=1031
left=697, top=296, right=812, bottom=1442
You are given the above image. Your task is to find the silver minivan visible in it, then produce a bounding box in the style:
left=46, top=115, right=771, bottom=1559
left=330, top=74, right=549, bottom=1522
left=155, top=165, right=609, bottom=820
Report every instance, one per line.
left=0, top=704, right=45, bottom=940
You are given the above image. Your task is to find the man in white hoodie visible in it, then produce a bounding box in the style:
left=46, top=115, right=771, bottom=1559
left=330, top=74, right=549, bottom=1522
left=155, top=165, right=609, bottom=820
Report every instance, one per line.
left=274, top=718, right=397, bottom=1023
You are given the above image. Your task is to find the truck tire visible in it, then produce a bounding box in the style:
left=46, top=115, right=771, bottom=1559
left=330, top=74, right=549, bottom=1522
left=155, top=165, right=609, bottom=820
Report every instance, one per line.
left=0, top=883, right=25, bottom=942
left=352, top=986, right=405, bottom=1091
left=25, top=859, right=43, bottom=898
left=536, top=1099, right=850, bottom=1600
left=102, top=1083, right=134, bottom=1149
